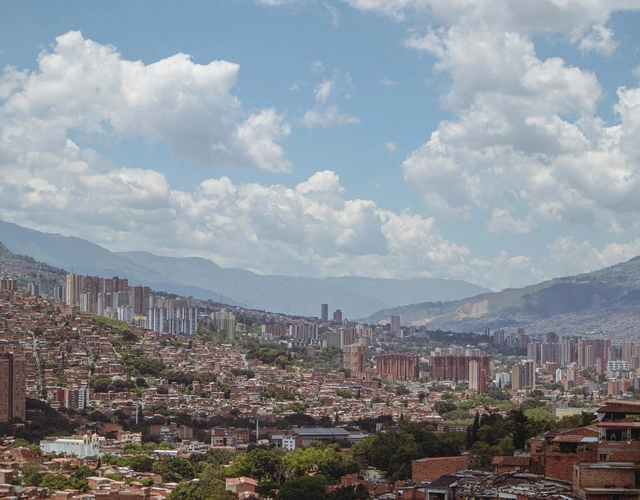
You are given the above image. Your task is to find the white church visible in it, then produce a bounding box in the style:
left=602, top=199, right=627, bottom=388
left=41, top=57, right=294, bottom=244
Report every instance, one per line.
left=40, top=433, right=102, bottom=458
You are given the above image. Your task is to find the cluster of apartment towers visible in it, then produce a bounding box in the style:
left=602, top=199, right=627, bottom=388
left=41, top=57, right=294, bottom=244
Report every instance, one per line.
left=56, top=273, right=198, bottom=337
left=491, top=329, right=640, bottom=392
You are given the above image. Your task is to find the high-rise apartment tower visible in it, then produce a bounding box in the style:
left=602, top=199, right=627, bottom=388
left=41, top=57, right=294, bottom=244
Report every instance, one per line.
left=0, top=352, right=26, bottom=423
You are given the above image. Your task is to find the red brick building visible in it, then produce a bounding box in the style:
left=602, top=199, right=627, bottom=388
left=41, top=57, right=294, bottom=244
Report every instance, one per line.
left=491, top=455, right=531, bottom=473
left=411, top=455, right=469, bottom=483
left=376, top=354, right=420, bottom=381
left=573, top=462, right=640, bottom=500
left=0, top=352, right=26, bottom=423
left=428, top=355, right=491, bottom=382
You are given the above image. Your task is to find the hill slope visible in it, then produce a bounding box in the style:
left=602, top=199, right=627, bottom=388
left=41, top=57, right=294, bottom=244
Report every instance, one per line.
left=362, top=257, right=640, bottom=339
left=0, top=219, right=491, bottom=318
left=0, top=241, right=67, bottom=296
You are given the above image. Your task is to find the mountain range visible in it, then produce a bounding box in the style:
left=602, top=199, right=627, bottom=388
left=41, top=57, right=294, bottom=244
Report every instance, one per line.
left=361, top=257, right=640, bottom=339
left=0, top=219, right=490, bottom=318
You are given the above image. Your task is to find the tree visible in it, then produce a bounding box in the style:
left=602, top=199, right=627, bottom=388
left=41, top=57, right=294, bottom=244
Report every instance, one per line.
left=71, top=465, right=94, bottom=480
left=90, top=376, right=111, bottom=393
left=433, top=400, right=456, bottom=416
left=40, top=473, right=89, bottom=492
left=226, top=448, right=285, bottom=483
left=276, top=475, right=328, bottom=500
left=352, top=423, right=462, bottom=482
left=161, top=458, right=195, bottom=483
left=167, top=481, right=204, bottom=500
left=509, top=408, right=530, bottom=450
left=282, top=445, right=356, bottom=481
left=469, top=442, right=494, bottom=471
left=472, top=412, right=480, bottom=443
left=328, top=484, right=369, bottom=500
left=351, top=430, right=421, bottom=481
left=257, top=480, right=280, bottom=499
left=125, top=455, right=154, bottom=472
left=20, top=462, right=43, bottom=487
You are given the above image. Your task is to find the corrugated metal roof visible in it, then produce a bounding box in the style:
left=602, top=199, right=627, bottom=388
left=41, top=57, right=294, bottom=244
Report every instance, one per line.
left=552, top=435, right=598, bottom=443
left=293, top=428, right=349, bottom=436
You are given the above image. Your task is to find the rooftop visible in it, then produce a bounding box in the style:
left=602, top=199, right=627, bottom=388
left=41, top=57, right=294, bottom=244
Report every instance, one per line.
left=292, top=428, right=349, bottom=436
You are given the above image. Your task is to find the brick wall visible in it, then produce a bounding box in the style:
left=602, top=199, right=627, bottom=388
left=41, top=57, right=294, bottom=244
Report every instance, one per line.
left=395, top=486, right=426, bottom=500
left=598, top=441, right=640, bottom=462
left=544, top=453, right=577, bottom=482
left=412, top=455, right=469, bottom=482
left=573, top=464, right=640, bottom=499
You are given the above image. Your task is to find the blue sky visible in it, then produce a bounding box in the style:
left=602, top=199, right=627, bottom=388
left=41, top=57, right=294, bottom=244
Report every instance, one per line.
left=2, top=1, right=640, bottom=291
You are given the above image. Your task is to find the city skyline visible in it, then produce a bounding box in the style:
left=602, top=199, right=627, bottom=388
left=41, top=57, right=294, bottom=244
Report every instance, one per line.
left=2, top=3, right=640, bottom=292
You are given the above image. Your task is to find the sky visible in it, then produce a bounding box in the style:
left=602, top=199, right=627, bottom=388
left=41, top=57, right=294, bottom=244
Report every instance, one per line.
left=2, top=1, right=640, bottom=292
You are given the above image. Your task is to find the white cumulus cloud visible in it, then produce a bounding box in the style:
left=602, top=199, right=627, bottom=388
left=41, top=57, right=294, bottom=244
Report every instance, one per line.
left=394, top=4, right=640, bottom=236
left=303, top=71, right=360, bottom=128
left=324, top=2, right=340, bottom=26
left=0, top=31, right=291, bottom=173
left=0, top=30, right=547, bottom=290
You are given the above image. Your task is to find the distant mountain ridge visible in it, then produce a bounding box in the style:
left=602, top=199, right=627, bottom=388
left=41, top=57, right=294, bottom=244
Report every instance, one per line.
left=0, top=219, right=491, bottom=318
left=361, top=257, right=640, bottom=338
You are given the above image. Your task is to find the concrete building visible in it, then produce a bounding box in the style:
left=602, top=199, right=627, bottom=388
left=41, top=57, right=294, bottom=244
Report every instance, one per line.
left=0, top=352, right=26, bottom=422
left=0, top=279, right=18, bottom=291
left=607, top=360, right=630, bottom=372
left=321, top=304, right=328, bottom=322
left=117, top=305, right=134, bottom=323
left=376, top=353, right=420, bottom=381
left=578, top=338, right=612, bottom=368
left=343, top=342, right=367, bottom=378
left=211, top=309, right=237, bottom=340
left=53, top=285, right=66, bottom=302
left=292, top=428, right=350, bottom=447
left=282, top=436, right=296, bottom=451
left=40, top=433, right=101, bottom=458
left=325, top=330, right=344, bottom=349
left=262, top=324, right=288, bottom=336
left=130, top=286, right=151, bottom=315
left=390, top=315, right=401, bottom=338
left=512, top=360, right=536, bottom=390
left=289, top=323, right=318, bottom=340
left=333, top=309, right=343, bottom=323
left=65, top=273, right=83, bottom=306
left=429, top=355, right=491, bottom=382
left=80, top=292, right=94, bottom=313
left=147, top=306, right=198, bottom=337
left=65, top=385, right=90, bottom=410
left=469, top=359, right=487, bottom=394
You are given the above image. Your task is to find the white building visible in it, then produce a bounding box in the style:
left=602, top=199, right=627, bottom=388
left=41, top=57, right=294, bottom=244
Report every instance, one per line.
left=282, top=436, right=296, bottom=451
left=608, top=360, right=630, bottom=371
left=117, top=305, right=134, bottom=324
left=40, top=433, right=101, bottom=458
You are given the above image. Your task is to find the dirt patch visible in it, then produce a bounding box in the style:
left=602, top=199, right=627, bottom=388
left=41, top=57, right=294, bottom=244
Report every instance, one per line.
left=456, top=299, right=489, bottom=318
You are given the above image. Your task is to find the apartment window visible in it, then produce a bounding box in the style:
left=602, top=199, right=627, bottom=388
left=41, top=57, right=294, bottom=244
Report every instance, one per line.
left=599, top=454, right=609, bottom=461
